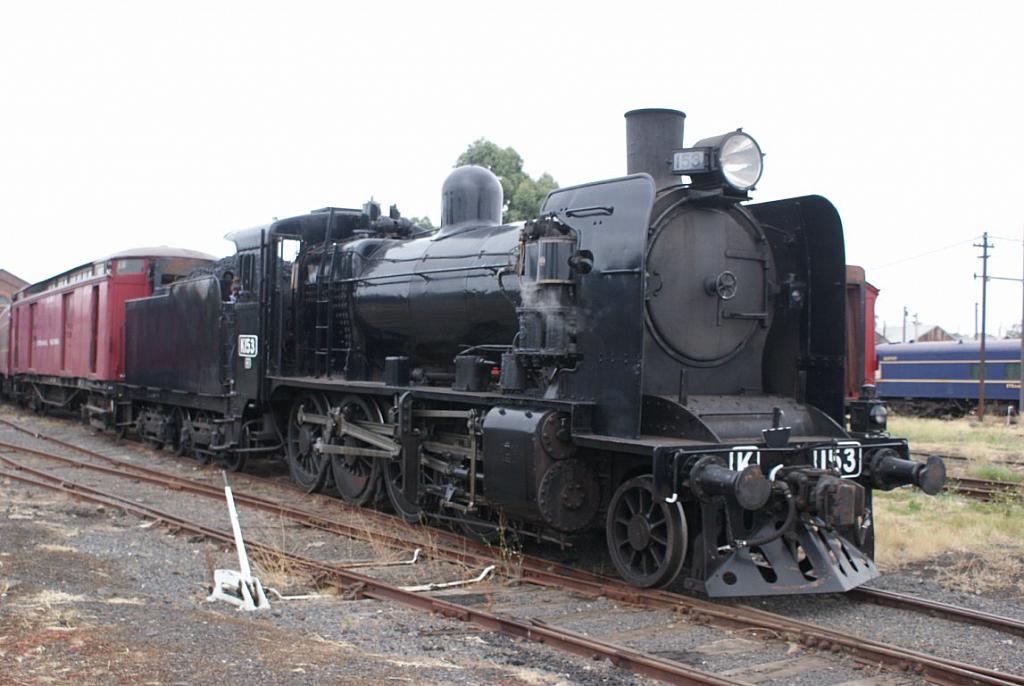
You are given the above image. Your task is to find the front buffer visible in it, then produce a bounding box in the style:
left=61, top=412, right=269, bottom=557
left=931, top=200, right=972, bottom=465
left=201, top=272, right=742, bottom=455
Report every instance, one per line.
left=650, top=438, right=945, bottom=597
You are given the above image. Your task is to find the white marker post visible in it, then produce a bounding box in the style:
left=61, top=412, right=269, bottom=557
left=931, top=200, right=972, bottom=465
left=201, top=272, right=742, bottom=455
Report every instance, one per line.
left=207, top=471, right=270, bottom=611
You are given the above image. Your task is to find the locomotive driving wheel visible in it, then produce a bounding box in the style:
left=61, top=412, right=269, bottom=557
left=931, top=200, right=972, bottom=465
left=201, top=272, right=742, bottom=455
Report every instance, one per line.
left=384, top=452, right=428, bottom=524
left=330, top=395, right=383, bottom=506
left=606, top=475, right=687, bottom=588
left=286, top=392, right=332, bottom=493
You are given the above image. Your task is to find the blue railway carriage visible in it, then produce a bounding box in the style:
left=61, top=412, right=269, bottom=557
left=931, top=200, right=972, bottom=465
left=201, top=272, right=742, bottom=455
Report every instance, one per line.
left=877, top=340, right=1022, bottom=415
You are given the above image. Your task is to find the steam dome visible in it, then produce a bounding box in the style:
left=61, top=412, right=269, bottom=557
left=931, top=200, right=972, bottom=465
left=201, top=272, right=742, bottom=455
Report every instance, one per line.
left=441, top=165, right=503, bottom=230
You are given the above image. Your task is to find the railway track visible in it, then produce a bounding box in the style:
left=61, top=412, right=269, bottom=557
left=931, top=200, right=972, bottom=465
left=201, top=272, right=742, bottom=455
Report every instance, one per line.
left=3, top=416, right=1024, bottom=638
left=906, top=451, right=1024, bottom=501
left=912, top=450, right=1024, bottom=469
left=1, top=416, right=1023, bottom=685
left=0, top=456, right=732, bottom=686
left=947, top=475, right=1023, bottom=502
left=850, top=587, right=1024, bottom=639
left=3, top=425, right=1023, bottom=639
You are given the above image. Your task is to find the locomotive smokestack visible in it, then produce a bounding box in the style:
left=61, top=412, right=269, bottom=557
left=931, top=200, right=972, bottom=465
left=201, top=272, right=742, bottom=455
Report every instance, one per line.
left=625, top=108, right=686, bottom=190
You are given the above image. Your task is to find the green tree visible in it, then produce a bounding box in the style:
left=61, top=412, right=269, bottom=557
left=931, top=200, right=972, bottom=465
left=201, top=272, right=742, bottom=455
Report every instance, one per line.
left=408, top=216, right=435, bottom=232
left=456, top=139, right=558, bottom=222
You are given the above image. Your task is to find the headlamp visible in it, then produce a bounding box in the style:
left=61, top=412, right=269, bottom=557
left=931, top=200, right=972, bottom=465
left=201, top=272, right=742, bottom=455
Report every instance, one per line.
left=849, top=397, right=889, bottom=436
left=718, top=132, right=763, bottom=191
left=869, top=403, right=888, bottom=428
left=672, top=130, right=764, bottom=193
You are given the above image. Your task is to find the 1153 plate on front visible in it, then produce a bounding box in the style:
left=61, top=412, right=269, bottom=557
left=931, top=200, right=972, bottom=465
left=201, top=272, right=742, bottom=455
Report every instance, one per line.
left=812, top=441, right=862, bottom=478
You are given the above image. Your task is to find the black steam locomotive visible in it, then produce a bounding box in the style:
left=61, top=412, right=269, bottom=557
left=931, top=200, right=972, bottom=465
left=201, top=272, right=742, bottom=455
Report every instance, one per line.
left=120, top=109, right=945, bottom=596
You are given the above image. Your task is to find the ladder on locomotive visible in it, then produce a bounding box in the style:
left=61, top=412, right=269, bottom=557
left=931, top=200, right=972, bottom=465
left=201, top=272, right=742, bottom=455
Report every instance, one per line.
left=311, top=208, right=353, bottom=378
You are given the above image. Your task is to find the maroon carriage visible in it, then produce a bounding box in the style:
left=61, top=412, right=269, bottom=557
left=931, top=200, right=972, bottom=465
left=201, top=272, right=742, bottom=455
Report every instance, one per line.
left=6, top=248, right=214, bottom=417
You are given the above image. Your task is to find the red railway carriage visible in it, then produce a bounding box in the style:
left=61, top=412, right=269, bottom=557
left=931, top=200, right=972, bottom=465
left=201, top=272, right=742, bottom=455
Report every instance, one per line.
left=847, top=266, right=880, bottom=401
left=8, top=248, right=215, bottom=410
left=845, top=264, right=879, bottom=400
left=0, top=304, right=10, bottom=383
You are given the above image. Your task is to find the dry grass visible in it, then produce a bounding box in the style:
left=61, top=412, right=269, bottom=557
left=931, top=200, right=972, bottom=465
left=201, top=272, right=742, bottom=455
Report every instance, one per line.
left=248, top=546, right=322, bottom=594
left=243, top=513, right=326, bottom=594
left=890, top=415, right=1024, bottom=457
left=360, top=517, right=470, bottom=587
left=463, top=512, right=524, bottom=585
left=873, top=489, right=1024, bottom=595
left=249, top=509, right=480, bottom=593
left=250, top=510, right=423, bottom=593
left=493, top=525, right=524, bottom=585
left=890, top=415, right=1024, bottom=484
left=931, top=551, right=1024, bottom=596
left=971, top=464, right=1024, bottom=483
left=361, top=522, right=410, bottom=563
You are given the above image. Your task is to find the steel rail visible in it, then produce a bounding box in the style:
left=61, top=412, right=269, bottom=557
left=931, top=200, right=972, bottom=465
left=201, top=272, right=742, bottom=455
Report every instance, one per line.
left=7, top=430, right=1024, bottom=639
left=2, top=419, right=1023, bottom=686
left=947, top=476, right=1022, bottom=502
left=954, top=476, right=1021, bottom=491
left=0, top=456, right=741, bottom=686
left=911, top=450, right=1024, bottom=469
left=0, top=437, right=507, bottom=573
left=850, top=587, right=1024, bottom=639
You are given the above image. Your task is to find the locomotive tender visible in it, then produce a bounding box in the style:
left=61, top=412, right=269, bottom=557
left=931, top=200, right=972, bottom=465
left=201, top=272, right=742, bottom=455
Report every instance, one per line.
left=2, top=109, right=946, bottom=596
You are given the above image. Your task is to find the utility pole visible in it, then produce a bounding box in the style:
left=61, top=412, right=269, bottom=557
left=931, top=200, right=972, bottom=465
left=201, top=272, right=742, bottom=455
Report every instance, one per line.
left=974, top=233, right=993, bottom=420
left=974, top=302, right=979, bottom=340
left=902, top=306, right=909, bottom=343
left=983, top=228, right=1024, bottom=414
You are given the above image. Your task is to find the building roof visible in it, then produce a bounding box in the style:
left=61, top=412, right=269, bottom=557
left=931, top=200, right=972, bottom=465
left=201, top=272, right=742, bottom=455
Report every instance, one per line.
left=878, top=323, right=962, bottom=344
left=0, top=269, right=28, bottom=292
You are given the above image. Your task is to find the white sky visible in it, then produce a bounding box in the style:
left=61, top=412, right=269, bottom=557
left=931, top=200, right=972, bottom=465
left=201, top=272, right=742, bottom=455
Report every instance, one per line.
left=2, top=1, right=1022, bottom=337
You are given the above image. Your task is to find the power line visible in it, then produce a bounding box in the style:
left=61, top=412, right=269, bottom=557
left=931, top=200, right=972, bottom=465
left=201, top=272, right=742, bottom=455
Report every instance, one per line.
left=869, top=234, right=981, bottom=270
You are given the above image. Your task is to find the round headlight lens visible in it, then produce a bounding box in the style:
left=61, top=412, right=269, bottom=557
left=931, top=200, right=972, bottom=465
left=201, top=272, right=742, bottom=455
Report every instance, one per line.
left=870, top=404, right=888, bottom=426
left=718, top=133, right=763, bottom=191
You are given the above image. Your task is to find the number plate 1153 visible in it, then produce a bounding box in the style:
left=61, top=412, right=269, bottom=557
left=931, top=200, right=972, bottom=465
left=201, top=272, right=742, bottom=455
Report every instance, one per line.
left=811, top=441, right=862, bottom=478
